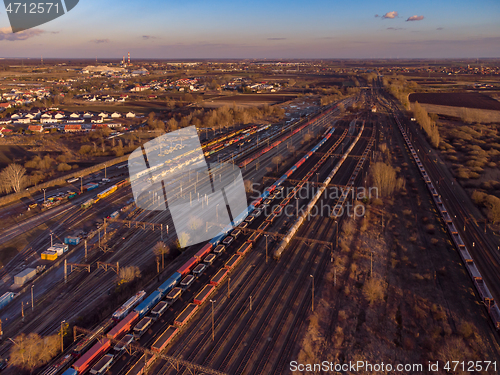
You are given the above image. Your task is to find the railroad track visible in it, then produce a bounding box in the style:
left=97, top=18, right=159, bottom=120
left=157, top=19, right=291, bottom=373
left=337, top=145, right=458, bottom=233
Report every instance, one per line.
left=31, top=101, right=357, bottom=375
left=388, top=97, right=500, bottom=311
left=152, top=120, right=348, bottom=374
left=153, top=117, right=367, bottom=375
left=267, top=118, right=376, bottom=375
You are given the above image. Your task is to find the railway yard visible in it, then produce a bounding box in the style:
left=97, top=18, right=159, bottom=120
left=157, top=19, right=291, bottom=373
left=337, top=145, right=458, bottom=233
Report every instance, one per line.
left=1, top=86, right=500, bottom=375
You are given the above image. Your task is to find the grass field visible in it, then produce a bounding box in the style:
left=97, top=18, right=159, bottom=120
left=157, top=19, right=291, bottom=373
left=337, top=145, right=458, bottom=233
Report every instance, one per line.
left=409, top=92, right=500, bottom=111
left=0, top=145, right=35, bottom=169
left=411, top=103, right=500, bottom=123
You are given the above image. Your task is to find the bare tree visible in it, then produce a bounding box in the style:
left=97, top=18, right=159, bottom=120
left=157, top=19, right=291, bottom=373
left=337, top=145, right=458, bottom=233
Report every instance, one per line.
left=413, top=101, right=440, bottom=147
left=272, top=155, right=283, bottom=173
left=10, top=333, right=59, bottom=373
left=167, top=118, right=178, bottom=132
left=153, top=241, right=169, bottom=270
left=363, top=277, right=385, bottom=305
left=0, top=163, right=29, bottom=193
left=118, top=266, right=141, bottom=284
left=244, top=179, right=254, bottom=194
left=178, top=232, right=191, bottom=249
left=188, top=216, right=203, bottom=231
left=370, top=162, right=398, bottom=197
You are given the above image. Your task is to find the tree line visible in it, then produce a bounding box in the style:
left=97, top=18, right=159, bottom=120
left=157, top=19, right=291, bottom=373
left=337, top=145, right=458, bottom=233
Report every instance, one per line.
left=144, top=104, right=286, bottom=133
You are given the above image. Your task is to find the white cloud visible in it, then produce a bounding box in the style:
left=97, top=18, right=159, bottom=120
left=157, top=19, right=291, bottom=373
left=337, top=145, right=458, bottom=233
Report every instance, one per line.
left=0, top=27, right=45, bottom=41
left=382, top=11, right=398, bottom=19
left=406, top=15, right=424, bottom=21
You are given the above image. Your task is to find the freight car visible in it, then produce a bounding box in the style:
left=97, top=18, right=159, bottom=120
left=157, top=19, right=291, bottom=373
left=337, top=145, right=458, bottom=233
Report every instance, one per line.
left=174, top=304, right=198, bottom=327
left=151, top=326, right=178, bottom=353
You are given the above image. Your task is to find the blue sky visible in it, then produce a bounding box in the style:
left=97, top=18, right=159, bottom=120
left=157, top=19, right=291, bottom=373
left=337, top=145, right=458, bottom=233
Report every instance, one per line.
left=0, top=0, right=499, bottom=58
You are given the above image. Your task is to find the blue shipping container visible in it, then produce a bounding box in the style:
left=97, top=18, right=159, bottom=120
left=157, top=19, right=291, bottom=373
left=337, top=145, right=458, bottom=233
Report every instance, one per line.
left=64, top=236, right=80, bottom=245
left=0, top=292, right=14, bottom=310
left=157, top=272, right=182, bottom=294
left=134, top=291, right=162, bottom=318
left=62, top=369, right=78, bottom=375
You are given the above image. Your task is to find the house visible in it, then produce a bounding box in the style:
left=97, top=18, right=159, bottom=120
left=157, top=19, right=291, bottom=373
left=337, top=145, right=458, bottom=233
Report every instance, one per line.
left=0, top=119, right=12, bottom=125
left=11, top=113, right=22, bottom=120
left=98, top=112, right=109, bottom=118
left=66, top=118, right=84, bottom=124
left=125, top=112, right=136, bottom=118
left=40, top=118, right=60, bottom=124
left=111, top=112, right=122, bottom=118
left=64, top=124, right=82, bottom=132
left=91, top=124, right=108, bottom=129
left=90, top=116, right=104, bottom=123
left=69, top=112, right=80, bottom=119
left=0, top=127, right=13, bottom=136
left=82, top=112, right=92, bottom=119
left=14, top=117, right=31, bottom=124
left=0, top=103, right=12, bottom=110
left=28, top=125, right=44, bottom=133
left=54, top=112, right=66, bottom=119
left=28, top=110, right=42, bottom=119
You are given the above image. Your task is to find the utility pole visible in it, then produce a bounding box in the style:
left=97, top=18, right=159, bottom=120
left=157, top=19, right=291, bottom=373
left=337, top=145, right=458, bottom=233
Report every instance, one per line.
left=50, top=232, right=53, bottom=247
left=371, top=252, right=373, bottom=278
left=61, top=320, right=66, bottom=352
left=42, top=188, right=46, bottom=204
left=265, top=235, right=269, bottom=263
left=85, top=240, right=87, bottom=262
left=310, top=275, right=314, bottom=312
left=80, top=176, right=83, bottom=193
left=31, top=285, right=34, bottom=312
left=105, top=164, right=107, bottom=179
left=210, top=300, right=215, bottom=341
left=21, top=302, right=24, bottom=322
left=64, top=259, right=67, bottom=283
left=250, top=296, right=252, bottom=311
left=227, top=277, right=231, bottom=299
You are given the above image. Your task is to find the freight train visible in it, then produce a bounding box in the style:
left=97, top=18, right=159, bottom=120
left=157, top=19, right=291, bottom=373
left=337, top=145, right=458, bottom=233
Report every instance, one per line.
left=59, top=110, right=339, bottom=375
left=80, top=180, right=128, bottom=210
left=394, top=114, right=500, bottom=330
left=239, top=104, right=337, bottom=168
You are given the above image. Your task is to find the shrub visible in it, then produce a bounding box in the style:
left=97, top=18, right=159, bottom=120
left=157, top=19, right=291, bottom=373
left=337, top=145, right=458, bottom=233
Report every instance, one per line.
left=118, top=266, right=141, bottom=284
left=363, top=277, right=385, bottom=305
left=57, top=163, right=72, bottom=172
left=458, top=322, right=474, bottom=339
left=472, top=190, right=487, bottom=204
left=484, top=195, right=500, bottom=224
left=79, top=145, right=92, bottom=155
